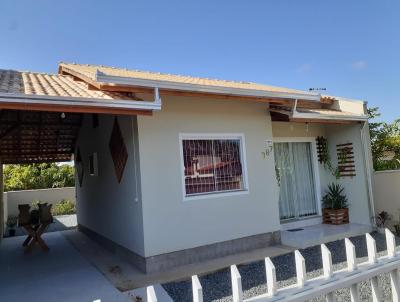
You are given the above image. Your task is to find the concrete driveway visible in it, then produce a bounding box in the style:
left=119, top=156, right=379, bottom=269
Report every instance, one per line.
left=0, top=232, right=131, bottom=302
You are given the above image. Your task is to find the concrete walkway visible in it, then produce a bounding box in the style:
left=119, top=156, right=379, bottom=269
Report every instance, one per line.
left=0, top=232, right=131, bottom=302
left=64, top=229, right=293, bottom=290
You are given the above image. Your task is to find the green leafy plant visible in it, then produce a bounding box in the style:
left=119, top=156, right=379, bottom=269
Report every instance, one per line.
left=322, top=183, right=348, bottom=209
left=52, top=199, right=76, bottom=216
left=317, top=137, right=340, bottom=179
left=3, top=163, right=74, bottom=192
left=376, top=211, right=391, bottom=228
left=6, top=215, right=18, bottom=229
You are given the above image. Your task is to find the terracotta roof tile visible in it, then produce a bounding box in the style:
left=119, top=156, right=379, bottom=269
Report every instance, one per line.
left=59, top=62, right=315, bottom=96
left=0, top=69, right=135, bottom=100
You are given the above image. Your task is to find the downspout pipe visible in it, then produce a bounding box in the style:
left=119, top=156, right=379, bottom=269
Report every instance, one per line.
left=360, top=121, right=376, bottom=225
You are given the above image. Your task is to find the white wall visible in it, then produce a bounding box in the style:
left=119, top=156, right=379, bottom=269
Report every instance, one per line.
left=373, top=170, right=400, bottom=226
left=137, top=96, right=281, bottom=257
left=75, top=114, right=144, bottom=256
left=325, top=124, right=372, bottom=225
left=4, top=187, right=75, bottom=218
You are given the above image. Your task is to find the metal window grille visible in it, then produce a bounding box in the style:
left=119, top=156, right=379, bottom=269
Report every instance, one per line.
left=182, top=138, right=244, bottom=196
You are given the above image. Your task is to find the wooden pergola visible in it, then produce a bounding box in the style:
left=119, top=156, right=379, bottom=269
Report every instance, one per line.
left=0, top=110, right=82, bottom=164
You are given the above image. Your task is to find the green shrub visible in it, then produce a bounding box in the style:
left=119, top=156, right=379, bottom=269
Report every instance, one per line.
left=52, top=199, right=76, bottom=216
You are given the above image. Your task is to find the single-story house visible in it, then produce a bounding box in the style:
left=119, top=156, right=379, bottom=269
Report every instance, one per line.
left=0, top=63, right=374, bottom=273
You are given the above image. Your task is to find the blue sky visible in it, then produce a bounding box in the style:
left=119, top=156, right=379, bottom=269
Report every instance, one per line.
left=0, top=1, right=398, bottom=122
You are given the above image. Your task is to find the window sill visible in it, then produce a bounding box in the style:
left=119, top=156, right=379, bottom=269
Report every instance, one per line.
left=183, top=189, right=249, bottom=202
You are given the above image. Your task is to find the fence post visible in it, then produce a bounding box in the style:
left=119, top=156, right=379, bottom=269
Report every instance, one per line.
left=147, top=286, right=157, bottom=302
left=231, top=265, right=243, bottom=302
left=390, top=269, right=400, bottom=302
left=345, top=238, right=357, bottom=272
left=366, top=233, right=377, bottom=264
left=350, top=284, right=359, bottom=302
left=192, top=275, right=203, bottom=302
left=265, top=257, right=277, bottom=296
left=321, top=244, right=333, bottom=278
left=326, top=293, right=335, bottom=302
left=295, top=250, right=306, bottom=288
left=366, top=234, right=382, bottom=301
left=386, top=228, right=396, bottom=258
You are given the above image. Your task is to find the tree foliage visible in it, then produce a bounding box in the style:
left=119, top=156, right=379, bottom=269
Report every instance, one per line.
left=3, top=163, right=75, bottom=192
left=368, top=107, right=400, bottom=171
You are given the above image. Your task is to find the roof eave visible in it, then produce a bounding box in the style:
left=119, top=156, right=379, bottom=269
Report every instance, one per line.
left=0, top=92, right=161, bottom=114
left=94, top=72, right=321, bottom=102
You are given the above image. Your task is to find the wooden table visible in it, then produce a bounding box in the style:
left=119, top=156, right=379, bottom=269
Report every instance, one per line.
left=22, top=223, right=50, bottom=253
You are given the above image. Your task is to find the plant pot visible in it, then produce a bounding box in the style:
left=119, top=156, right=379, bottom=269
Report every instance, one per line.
left=8, top=229, right=16, bottom=237
left=324, top=208, right=348, bottom=225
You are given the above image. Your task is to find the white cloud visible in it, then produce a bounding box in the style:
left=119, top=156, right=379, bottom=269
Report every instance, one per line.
left=352, top=60, right=367, bottom=70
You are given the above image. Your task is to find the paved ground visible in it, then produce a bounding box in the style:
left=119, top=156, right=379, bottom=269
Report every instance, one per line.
left=0, top=231, right=131, bottom=302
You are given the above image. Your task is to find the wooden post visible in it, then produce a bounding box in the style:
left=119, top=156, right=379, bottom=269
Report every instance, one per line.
left=192, top=275, right=203, bottom=302
left=231, top=265, right=243, bottom=302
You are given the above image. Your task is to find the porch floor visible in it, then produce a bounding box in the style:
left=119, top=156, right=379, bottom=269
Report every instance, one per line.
left=0, top=232, right=131, bottom=302
left=281, top=223, right=373, bottom=249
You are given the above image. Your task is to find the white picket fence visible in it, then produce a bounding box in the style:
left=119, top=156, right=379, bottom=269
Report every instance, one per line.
left=94, top=229, right=400, bottom=302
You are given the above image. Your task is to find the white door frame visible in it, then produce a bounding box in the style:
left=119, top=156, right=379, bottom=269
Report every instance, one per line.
left=273, top=137, right=322, bottom=225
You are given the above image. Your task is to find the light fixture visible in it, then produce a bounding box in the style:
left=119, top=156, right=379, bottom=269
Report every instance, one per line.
left=61, top=112, right=66, bottom=119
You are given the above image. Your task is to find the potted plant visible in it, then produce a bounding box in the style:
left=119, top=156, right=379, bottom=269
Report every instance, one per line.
left=6, top=215, right=18, bottom=237
left=391, top=210, right=400, bottom=236
left=322, top=183, right=349, bottom=225
left=376, top=211, right=391, bottom=234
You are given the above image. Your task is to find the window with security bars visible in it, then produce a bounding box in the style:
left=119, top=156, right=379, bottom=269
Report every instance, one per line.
left=182, top=137, right=246, bottom=196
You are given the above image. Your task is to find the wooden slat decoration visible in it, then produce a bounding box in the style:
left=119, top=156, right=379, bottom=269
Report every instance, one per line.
left=109, top=117, right=128, bottom=183
left=337, top=142, right=356, bottom=178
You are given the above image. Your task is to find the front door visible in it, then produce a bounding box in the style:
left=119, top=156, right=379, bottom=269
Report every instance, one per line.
left=274, top=142, right=318, bottom=220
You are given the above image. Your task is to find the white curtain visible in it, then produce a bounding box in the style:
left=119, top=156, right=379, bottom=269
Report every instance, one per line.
left=274, top=142, right=317, bottom=220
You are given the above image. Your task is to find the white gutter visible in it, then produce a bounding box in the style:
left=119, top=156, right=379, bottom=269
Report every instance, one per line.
left=360, top=121, right=376, bottom=225
left=0, top=88, right=162, bottom=111
left=94, top=71, right=321, bottom=102
left=292, top=111, right=368, bottom=122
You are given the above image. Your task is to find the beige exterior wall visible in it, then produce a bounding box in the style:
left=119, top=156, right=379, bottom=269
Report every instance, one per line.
left=373, top=170, right=400, bottom=226
left=137, top=96, right=280, bottom=257
left=272, top=121, right=373, bottom=226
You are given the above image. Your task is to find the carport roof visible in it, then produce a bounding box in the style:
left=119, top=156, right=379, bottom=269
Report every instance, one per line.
left=0, top=69, right=160, bottom=116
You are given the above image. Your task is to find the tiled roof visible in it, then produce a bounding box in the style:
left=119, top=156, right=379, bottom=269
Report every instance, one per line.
left=269, top=105, right=367, bottom=120
left=0, top=69, right=135, bottom=100
left=295, top=108, right=363, bottom=117
left=59, top=62, right=316, bottom=96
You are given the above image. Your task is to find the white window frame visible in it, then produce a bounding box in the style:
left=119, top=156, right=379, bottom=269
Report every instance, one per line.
left=273, top=137, right=322, bottom=221
left=179, top=133, right=249, bottom=201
